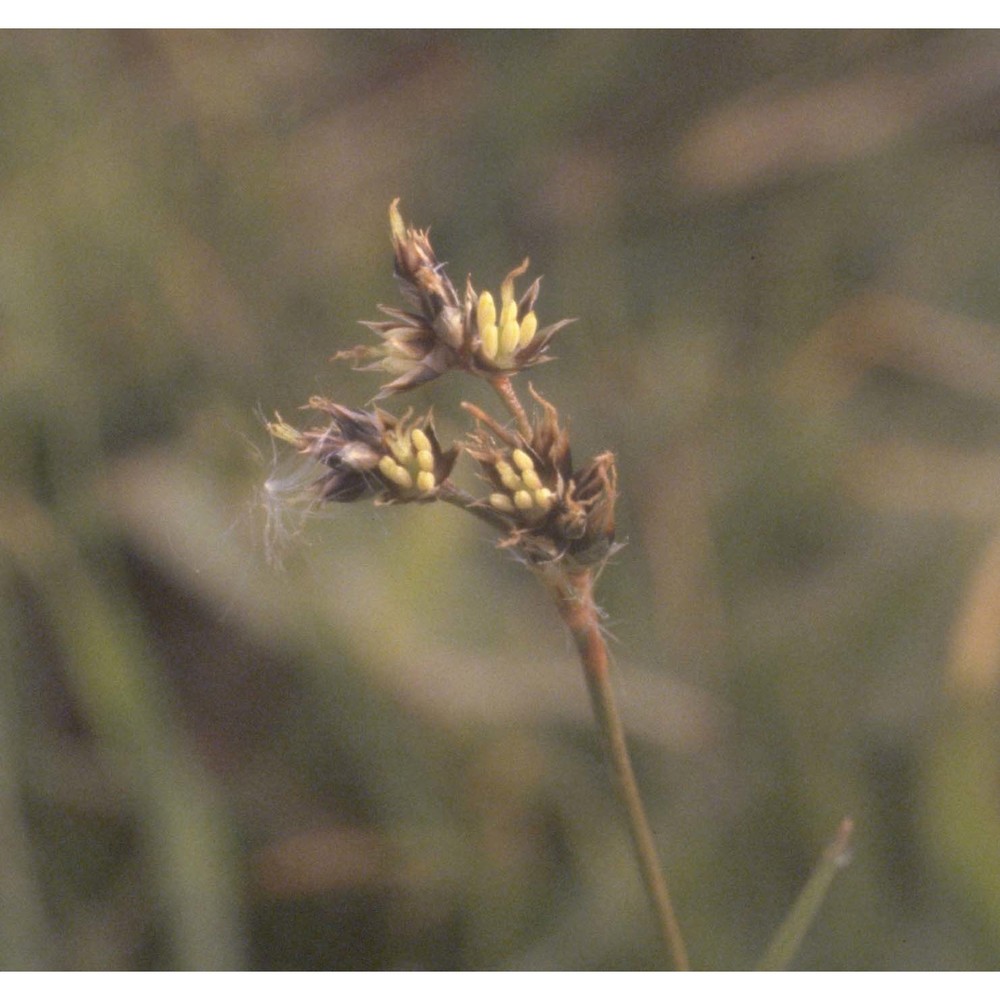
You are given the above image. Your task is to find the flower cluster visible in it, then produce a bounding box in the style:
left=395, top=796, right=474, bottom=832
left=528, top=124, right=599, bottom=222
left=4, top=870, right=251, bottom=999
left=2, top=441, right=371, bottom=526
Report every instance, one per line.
left=270, top=201, right=617, bottom=570
left=464, top=390, right=617, bottom=566
left=336, top=200, right=573, bottom=399
left=268, top=398, right=456, bottom=506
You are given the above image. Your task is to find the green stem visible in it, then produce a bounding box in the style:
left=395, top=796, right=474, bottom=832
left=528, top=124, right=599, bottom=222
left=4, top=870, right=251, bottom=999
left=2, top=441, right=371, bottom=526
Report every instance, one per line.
left=545, top=565, right=690, bottom=971
left=757, top=817, right=854, bottom=971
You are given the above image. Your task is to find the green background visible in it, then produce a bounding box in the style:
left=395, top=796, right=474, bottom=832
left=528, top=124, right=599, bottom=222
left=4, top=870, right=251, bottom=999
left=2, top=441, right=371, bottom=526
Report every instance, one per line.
left=3, top=29, right=1000, bottom=969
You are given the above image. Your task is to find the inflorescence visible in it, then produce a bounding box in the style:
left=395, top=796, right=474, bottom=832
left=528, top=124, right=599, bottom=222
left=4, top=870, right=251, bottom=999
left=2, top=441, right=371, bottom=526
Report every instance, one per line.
left=269, top=200, right=617, bottom=570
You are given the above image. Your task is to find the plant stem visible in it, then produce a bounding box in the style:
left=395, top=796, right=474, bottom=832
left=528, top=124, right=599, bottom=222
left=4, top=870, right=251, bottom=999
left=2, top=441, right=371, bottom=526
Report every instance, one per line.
left=490, top=375, right=533, bottom=440
left=544, top=565, right=690, bottom=971
left=436, top=481, right=513, bottom=532
left=757, top=817, right=854, bottom=971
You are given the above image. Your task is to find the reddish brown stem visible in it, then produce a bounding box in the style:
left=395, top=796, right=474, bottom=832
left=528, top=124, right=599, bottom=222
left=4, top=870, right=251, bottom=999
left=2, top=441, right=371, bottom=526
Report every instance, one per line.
left=490, top=375, right=533, bottom=440
left=544, top=565, right=690, bottom=971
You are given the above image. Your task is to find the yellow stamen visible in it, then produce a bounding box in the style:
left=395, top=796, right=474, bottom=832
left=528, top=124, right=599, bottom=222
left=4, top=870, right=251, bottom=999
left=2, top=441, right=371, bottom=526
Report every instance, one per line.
left=410, top=427, right=432, bottom=452
left=378, top=455, right=413, bottom=489
left=496, top=459, right=522, bottom=491
left=521, top=469, right=542, bottom=492
left=477, top=291, right=496, bottom=331
left=499, top=298, right=518, bottom=329
left=499, top=469, right=522, bottom=492
left=534, top=488, right=553, bottom=511
left=511, top=449, right=534, bottom=472
left=499, top=318, right=520, bottom=356
left=416, top=470, right=436, bottom=492
left=518, top=310, right=537, bottom=348
left=513, top=489, right=533, bottom=510
left=416, top=449, right=435, bottom=472
left=480, top=321, right=499, bottom=360
left=490, top=492, right=515, bottom=513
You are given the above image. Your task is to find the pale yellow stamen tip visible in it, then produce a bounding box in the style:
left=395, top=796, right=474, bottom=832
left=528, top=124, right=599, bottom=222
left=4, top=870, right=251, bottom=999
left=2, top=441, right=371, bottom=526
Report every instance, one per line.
left=500, top=469, right=522, bottom=492
left=513, top=490, right=533, bottom=510
left=416, top=470, right=436, bottom=492
left=518, top=310, right=537, bottom=348
left=500, top=294, right=518, bottom=320
left=490, top=493, right=515, bottom=513
left=534, top=488, right=553, bottom=511
left=521, top=469, right=542, bottom=492
left=511, top=449, right=534, bottom=472
left=477, top=291, right=496, bottom=330
left=416, top=449, right=435, bottom=472
left=379, top=455, right=413, bottom=489
left=410, top=428, right=431, bottom=452
left=499, top=318, right=520, bottom=355
left=480, top=321, right=499, bottom=360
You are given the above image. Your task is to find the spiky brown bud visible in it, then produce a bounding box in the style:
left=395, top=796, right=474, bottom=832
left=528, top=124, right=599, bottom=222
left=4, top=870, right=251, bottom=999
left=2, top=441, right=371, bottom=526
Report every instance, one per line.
left=334, top=200, right=465, bottom=398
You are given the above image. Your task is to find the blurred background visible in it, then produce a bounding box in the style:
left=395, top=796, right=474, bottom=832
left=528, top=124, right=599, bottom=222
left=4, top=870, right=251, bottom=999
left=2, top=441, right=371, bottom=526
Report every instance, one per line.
left=3, top=29, right=1000, bottom=970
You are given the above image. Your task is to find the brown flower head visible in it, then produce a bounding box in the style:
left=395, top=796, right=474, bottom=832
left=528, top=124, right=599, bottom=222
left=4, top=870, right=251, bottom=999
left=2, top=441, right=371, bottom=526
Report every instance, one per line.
left=268, top=397, right=458, bottom=505
left=339, top=200, right=573, bottom=398
left=464, top=388, right=618, bottom=566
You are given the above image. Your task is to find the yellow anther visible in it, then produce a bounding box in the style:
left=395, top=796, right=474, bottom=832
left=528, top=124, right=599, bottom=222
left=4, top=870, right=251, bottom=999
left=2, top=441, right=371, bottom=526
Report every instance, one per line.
left=521, top=469, right=542, bottom=492
left=513, top=489, right=533, bottom=510
left=477, top=291, right=496, bottom=330
left=410, top=427, right=432, bottom=452
left=478, top=292, right=501, bottom=360
left=379, top=455, right=413, bottom=489
left=480, top=321, right=499, bottom=360
left=499, top=318, right=520, bottom=356
left=518, top=310, right=537, bottom=348
left=499, top=297, right=518, bottom=329
left=416, top=470, right=436, bottom=492
left=490, top=492, right=515, bottom=513
left=534, top=488, right=553, bottom=511
left=416, top=449, right=435, bottom=472
left=496, top=459, right=522, bottom=491
left=511, top=449, right=534, bottom=472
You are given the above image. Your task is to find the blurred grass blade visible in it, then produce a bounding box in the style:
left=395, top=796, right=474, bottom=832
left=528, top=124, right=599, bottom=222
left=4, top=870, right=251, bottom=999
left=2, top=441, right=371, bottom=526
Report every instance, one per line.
left=0, top=585, right=54, bottom=969
left=0, top=495, right=244, bottom=970
left=757, top=817, right=854, bottom=971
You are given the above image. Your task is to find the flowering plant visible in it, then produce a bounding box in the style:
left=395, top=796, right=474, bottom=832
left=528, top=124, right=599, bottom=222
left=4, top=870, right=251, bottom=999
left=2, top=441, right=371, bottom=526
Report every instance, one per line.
left=268, top=201, right=689, bottom=963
